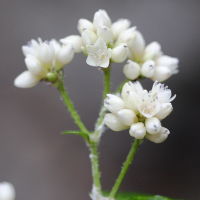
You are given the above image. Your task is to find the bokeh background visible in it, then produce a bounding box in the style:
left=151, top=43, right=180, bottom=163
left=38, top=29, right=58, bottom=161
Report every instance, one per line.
left=1, top=0, right=200, bottom=199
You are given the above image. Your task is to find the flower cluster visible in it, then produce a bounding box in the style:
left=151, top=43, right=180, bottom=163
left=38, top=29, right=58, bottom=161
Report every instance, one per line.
left=14, top=38, right=74, bottom=88
left=104, top=81, right=176, bottom=143
left=60, top=9, right=131, bottom=68
left=123, top=41, right=179, bottom=82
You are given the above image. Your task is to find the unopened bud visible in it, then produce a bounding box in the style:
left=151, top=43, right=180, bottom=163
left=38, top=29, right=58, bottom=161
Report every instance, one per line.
left=47, top=72, right=57, bottom=82
left=145, top=127, right=170, bottom=143
left=151, top=66, right=171, bottom=82
left=104, top=94, right=125, bottom=114
left=111, top=44, right=128, bottom=63
left=77, top=19, right=94, bottom=34
left=104, top=113, right=129, bottom=131
left=145, top=117, right=161, bottom=134
left=117, top=109, right=137, bottom=126
left=81, top=30, right=97, bottom=46
left=97, top=26, right=113, bottom=44
left=141, top=60, right=155, bottom=78
left=123, top=60, right=140, bottom=80
left=56, top=44, right=74, bottom=69
left=124, top=90, right=140, bottom=113
left=93, top=9, right=112, bottom=31
left=111, top=19, right=131, bottom=40
left=60, top=35, right=82, bottom=53
left=155, top=103, right=173, bottom=119
left=39, top=41, right=55, bottom=64
left=129, top=122, right=146, bottom=139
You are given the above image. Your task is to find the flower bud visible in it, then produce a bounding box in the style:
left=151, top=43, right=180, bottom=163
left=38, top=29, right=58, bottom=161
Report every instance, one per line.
left=14, top=70, right=40, bottom=88
left=155, top=103, right=173, bottom=119
left=145, top=117, right=161, bottom=134
left=97, top=26, right=113, bottom=44
left=141, top=60, right=155, bottom=78
left=128, top=31, right=145, bottom=62
left=145, top=127, right=170, bottom=143
left=81, top=30, right=97, bottom=46
left=22, top=39, right=40, bottom=57
left=111, top=19, right=131, bottom=40
left=129, top=122, right=146, bottom=139
left=151, top=66, right=171, bottom=82
left=39, top=41, right=55, bottom=65
left=104, top=94, right=125, bottom=114
left=55, top=44, right=74, bottom=69
left=124, top=90, right=140, bottom=113
left=123, top=60, right=140, bottom=80
left=104, top=113, right=129, bottom=131
left=77, top=19, right=94, bottom=34
left=47, top=72, right=57, bottom=82
left=93, top=9, right=112, bottom=31
left=0, top=182, right=15, bottom=200
left=144, top=42, right=162, bottom=61
left=116, top=27, right=136, bottom=46
left=117, top=109, right=137, bottom=126
left=60, top=35, right=82, bottom=53
left=25, top=56, right=47, bottom=78
left=111, top=44, right=128, bottom=63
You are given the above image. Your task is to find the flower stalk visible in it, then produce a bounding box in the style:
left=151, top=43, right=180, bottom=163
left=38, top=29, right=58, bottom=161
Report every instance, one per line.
left=109, top=139, right=141, bottom=199
left=56, top=78, right=88, bottom=134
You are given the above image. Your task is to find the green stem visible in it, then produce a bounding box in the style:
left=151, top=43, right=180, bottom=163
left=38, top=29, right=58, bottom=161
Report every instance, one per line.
left=109, top=139, right=141, bottom=199
left=93, top=64, right=111, bottom=140
left=56, top=79, right=88, bottom=133
left=89, top=142, right=102, bottom=194
left=103, top=65, right=111, bottom=99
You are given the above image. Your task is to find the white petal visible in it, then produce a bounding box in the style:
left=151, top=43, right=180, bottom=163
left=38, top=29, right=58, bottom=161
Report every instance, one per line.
left=94, top=38, right=107, bottom=51
left=81, top=30, right=97, bottom=46
left=25, top=56, right=47, bottom=78
left=86, top=55, right=98, bottom=67
left=104, top=113, right=129, bottom=131
left=111, top=43, right=129, bottom=63
left=129, top=122, right=146, bottom=139
left=123, top=60, right=140, bottom=80
left=77, top=19, right=94, bottom=34
left=97, top=26, right=113, bottom=44
left=141, top=60, right=155, bottom=78
left=99, top=58, right=110, bottom=68
left=117, top=109, right=137, bottom=126
left=155, top=103, right=173, bottom=119
left=124, top=90, right=140, bottom=112
left=14, top=71, right=40, bottom=88
left=60, top=35, right=82, bottom=53
left=111, top=19, right=131, bottom=40
left=104, top=94, right=125, bottom=114
left=145, top=126, right=170, bottom=143
left=151, top=66, right=172, bottom=82
left=145, top=117, right=161, bottom=134
left=39, top=41, right=55, bottom=64
left=56, top=44, right=74, bottom=69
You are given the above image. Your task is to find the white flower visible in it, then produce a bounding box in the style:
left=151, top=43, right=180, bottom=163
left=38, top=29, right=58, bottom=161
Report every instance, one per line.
left=60, top=35, right=82, bottom=53
left=77, top=19, right=95, bottom=34
left=14, top=38, right=74, bottom=88
left=145, top=127, right=170, bottom=143
left=143, top=42, right=179, bottom=82
left=104, top=81, right=175, bottom=143
left=86, top=38, right=112, bottom=68
left=93, top=9, right=112, bottom=31
left=111, top=43, right=129, bottom=63
left=97, top=26, right=113, bottom=44
left=0, top=182, right=15, bottom=200
left=141, top=60, right=155, bottom=78
left=81, top=29, right=98, bottom=47
left=111, top=19, right=131, bottom=40
left=123, top=60, right=140, bottom=80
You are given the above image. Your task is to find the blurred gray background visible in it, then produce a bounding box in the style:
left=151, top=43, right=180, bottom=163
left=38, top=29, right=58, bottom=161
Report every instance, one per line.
left=0, top=0, right=200, bottom=199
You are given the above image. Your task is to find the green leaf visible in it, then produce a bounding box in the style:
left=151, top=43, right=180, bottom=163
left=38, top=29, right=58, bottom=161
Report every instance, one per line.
left=103, top=191, right=182, bottom=200
left=62, top=130, right=89, bottom=140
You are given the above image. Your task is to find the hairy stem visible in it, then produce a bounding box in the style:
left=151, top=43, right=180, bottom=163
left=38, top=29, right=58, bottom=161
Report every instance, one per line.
left=109, top=139, right=141, bottom=199
left=56, top=79, right=88, bottom=133
left=89, top=142, right=102, bottom=195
